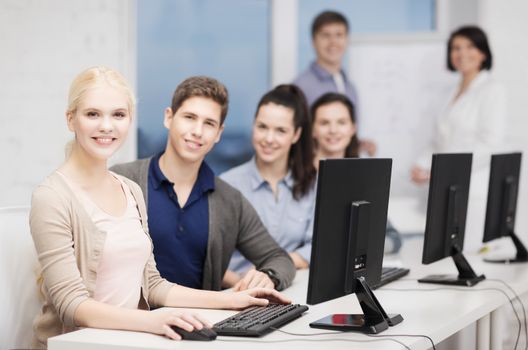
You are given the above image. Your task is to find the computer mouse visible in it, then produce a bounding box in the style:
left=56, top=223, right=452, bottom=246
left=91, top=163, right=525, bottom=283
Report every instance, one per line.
left=171, top=325, right=217, bottom=341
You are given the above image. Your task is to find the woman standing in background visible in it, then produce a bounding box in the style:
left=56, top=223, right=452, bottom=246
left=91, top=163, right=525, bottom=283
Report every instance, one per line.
left=411, top=25, right=506, bottom=252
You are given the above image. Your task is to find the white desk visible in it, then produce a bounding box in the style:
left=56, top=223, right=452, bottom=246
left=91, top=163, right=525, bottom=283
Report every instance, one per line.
left=49, top=238, right=528, bottom=350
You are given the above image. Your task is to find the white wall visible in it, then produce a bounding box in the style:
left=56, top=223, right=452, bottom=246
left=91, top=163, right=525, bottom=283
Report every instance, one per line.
left=0, top=0, right=135, bottom=207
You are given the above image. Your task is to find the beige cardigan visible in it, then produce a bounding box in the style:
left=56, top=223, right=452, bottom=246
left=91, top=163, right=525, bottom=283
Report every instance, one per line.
left=29, top=172, right=174, bottom=348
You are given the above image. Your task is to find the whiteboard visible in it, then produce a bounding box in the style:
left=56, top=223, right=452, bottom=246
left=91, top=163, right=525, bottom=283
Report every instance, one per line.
left=349, top=37, right=458, bottom=197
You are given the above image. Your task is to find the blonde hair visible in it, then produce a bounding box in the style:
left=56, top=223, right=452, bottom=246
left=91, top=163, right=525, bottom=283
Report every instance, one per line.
left=67, top=66, right=136, bottom=117
left=65, top=66, right=135, bottom=158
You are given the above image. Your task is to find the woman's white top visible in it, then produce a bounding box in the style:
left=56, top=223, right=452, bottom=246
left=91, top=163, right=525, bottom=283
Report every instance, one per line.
left=416, top=70, right=507, bottom=252
left=417, top=70, right=506, bottom=173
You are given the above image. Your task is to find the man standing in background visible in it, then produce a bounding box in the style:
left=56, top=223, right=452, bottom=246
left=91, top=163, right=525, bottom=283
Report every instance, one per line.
left=294, top=10, right=376, bottom=156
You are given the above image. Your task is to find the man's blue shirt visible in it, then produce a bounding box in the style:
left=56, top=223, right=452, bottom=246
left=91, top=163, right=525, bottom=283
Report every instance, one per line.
left=294, top=61, right=359, bottom=112
left=147, top=152, right=214, bottom=288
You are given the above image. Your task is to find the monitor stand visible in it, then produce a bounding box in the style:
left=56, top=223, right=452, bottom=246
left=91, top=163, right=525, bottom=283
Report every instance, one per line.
left=419, top=244, right=485, bottom=287
left=309, top=277, right=403, bottom=334
left=484, top=231, right=528, bottom=264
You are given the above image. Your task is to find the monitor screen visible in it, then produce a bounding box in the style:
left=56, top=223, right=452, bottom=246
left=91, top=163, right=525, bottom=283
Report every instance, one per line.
left=482, top=152, right=527, bottom=263
left=419, top=153, right=485, bottom=286
left=307, top=158, right=402, bottom=333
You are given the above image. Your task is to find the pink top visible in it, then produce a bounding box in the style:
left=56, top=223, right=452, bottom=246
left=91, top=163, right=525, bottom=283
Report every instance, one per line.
left=57, top=171, right=150, bottom=309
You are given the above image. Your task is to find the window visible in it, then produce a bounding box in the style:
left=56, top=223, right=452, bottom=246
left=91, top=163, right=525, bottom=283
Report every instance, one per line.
left=137, top=0, right=269, bottom=171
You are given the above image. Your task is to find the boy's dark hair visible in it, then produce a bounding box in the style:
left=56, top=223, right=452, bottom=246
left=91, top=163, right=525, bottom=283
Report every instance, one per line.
left=311, top=10, right=349, bottom=38
left=447, top=25, right=493, bottom=71
left=171, top=76, right=229, bottom=124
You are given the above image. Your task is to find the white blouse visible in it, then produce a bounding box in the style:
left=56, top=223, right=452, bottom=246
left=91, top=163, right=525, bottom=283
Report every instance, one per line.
left=416, top=71, right=507, bottom=252
left=417, top=70, right=506, bottom=173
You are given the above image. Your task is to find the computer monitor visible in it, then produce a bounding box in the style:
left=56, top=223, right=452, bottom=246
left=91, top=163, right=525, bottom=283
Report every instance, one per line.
left=483, top=152, right=527, bottom=263
left=307, top=158, right=403, bottom=334
left=419, top=153, right=485, bottom=286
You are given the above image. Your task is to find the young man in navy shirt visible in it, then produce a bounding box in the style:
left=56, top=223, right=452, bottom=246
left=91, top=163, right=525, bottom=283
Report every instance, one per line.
left=112, top=76, right=295, bottom=291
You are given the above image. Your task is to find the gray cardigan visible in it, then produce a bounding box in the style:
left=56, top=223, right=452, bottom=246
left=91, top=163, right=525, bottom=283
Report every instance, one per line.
left=111, top=158, right=295, bottom=291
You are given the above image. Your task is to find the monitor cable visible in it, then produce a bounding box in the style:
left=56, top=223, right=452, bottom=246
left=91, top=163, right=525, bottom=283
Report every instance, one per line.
left=271, top=327, right=411, bottom=349
left=486, top=278, right=528, bottom=350
left=217, top=329, right=411, bottom=349
left=366, top=333, right=436, bottom=350
left=268, top=327, right=436, bottom=349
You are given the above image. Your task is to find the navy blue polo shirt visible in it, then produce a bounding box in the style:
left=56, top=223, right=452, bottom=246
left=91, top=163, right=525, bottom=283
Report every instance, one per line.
left=147, top=152, right=214, bottom=288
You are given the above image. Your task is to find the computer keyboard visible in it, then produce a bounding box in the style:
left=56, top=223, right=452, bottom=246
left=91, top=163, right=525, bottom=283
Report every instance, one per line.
left=371, top=266, right=410, bottom=289
left=213, top=303, right=309, bottom=337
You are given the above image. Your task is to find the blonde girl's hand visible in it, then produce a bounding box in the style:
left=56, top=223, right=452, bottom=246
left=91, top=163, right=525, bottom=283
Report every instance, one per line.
left=229, top=287, right=292, bottom=310
left=147, top=309, right=212, bottom=340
